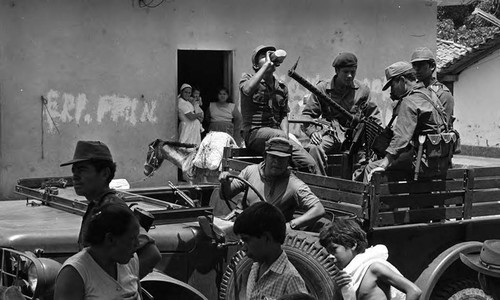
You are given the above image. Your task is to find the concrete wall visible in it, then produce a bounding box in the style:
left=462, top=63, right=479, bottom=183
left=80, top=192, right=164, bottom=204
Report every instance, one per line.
left=0, top=0, right=436, bottom=199
left=453, top=48, right=500, bottom=149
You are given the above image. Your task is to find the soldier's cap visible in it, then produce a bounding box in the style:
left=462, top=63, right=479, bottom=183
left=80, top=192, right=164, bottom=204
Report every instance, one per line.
left=382, top=61, right=413, bottom=91
left=61, top=141, right=113, bottom=166
left=265, top=137, right=293, bottom=157
left=332, top=52, right=358, bottom=68
left=460, top=240, right=500, bottom=278
left=410, top=47, right=435, bottom=63
left=251, top=45, right=276, bottom=66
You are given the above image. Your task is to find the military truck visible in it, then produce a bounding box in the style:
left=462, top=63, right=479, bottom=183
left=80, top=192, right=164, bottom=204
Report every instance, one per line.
left=220, top=147, right=500, bottom=300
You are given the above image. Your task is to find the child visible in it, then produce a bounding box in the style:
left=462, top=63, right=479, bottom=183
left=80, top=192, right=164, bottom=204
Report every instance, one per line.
left=191, top=87, right=205, bottom=134
left=319, top=219, right=421, bottom=300
left=233, top=202, right=308, bottom=300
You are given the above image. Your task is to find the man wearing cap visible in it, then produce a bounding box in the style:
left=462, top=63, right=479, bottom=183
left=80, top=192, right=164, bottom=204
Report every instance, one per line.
left=302, top=52, right=382, bottom=176
left=240, top=45, right=320, bottom=175
left=362, top=61, right=448, bottom=183
left=61, top=140, right=161, bottom=278
left=219, top=137, right=325, bottom=230
left=460, top=240, right=500, bottom=299
left=411, top=47, right=455, bottom=127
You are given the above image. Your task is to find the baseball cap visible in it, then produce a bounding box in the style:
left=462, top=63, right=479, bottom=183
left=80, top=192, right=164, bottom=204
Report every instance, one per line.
left=265, top=137, right=293, bottom=157
left=382, top=61, right=413, bottom=91
left=251, top=45, right=276, bottom=66
left=410, top=47, right=435, bottom=63
left=60, top=141, right=113, bottom=166
left=332, top=52, right=358, bottom=68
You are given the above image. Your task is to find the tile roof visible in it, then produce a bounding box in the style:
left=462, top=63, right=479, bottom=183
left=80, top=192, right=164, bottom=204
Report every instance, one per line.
left=437, top=32, right=500, bottom=76
left=436, top=39, right=471, bottom=72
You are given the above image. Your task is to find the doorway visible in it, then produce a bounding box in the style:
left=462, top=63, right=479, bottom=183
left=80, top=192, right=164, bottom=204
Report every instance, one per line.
left=177, top=49, right=234, bottom=127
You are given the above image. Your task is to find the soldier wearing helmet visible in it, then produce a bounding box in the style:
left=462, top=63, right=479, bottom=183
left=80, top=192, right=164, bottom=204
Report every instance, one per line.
left=239, top=45, right=320, bottom=174
left=411, top=47, right=455, bottom=128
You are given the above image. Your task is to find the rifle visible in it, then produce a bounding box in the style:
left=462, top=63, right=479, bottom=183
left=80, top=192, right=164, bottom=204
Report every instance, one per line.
left=288, top=118, right=334, bottom=129
left=168, top=181, right=196, bottom=208
left=287, top=58, right=384, bottom=156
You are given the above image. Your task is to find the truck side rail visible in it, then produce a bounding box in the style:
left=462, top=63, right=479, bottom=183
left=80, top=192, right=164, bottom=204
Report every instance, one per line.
left=222, top=147, right=500, bottom=229
left=368, top=166, right=500, bottom=228
left=221, top=147, right=367, bottom=218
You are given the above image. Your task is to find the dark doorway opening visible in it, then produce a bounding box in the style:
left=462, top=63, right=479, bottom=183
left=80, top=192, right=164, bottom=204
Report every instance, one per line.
left=177, top=49, right=233, bottom=181
left=177, top=50, right=233, bottom=122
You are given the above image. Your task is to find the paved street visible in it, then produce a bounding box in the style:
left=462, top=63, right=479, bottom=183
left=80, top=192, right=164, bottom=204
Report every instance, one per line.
left=453, top=155, right=500, bottom=168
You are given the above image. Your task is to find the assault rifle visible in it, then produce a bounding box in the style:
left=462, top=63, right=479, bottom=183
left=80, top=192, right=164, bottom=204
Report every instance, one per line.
left=288, top=58, right=384, bottom=157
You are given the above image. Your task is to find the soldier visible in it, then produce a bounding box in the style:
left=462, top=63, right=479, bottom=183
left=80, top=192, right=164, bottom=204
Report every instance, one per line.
left=301, top=52, right=382, bottom=176
left=240, top=45, right=320, bottom=174
left=363, top=62, right=450, bottom=182
left=411, top=47, right=455, bottom=128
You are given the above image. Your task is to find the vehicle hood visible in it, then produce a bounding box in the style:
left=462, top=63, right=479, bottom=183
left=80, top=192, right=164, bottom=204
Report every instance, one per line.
left=0, top=200, right=198, bottom=254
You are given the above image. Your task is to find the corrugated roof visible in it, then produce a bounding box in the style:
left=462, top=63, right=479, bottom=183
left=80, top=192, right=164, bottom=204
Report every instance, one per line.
left=437, top=32, right=500, bottom=76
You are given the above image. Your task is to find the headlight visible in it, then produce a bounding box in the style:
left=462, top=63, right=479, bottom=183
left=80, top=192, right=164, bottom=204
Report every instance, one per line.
left=28, top=257, right=62, bottom=297
left=27, top=262, right=38, bottom=293
left=0, top=248, right=62, bottom=298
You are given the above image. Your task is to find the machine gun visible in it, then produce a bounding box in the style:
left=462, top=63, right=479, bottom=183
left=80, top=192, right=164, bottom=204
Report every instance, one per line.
left=287, top=58, right=384, bottom=158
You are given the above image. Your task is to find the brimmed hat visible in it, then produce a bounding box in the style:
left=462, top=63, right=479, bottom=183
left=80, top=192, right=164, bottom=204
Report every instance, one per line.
left=60, top=141, right=113, bottom=166
left=265, top=137, right=293, bottom=157
left=332, top=52, right=358, bottom=68
left=382, top=61, right=413, bottom=91
left=410, top=47, right=435, bottom=63
left=251, top=45, right=276, bottom=66
left=460, top=240, right=500, bottom=278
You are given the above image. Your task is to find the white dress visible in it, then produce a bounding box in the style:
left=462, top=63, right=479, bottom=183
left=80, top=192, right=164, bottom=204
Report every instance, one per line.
left=178, top=97, right=202, bottom=145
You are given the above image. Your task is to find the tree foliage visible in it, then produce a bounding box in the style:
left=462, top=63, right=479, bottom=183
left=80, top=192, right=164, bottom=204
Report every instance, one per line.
left=437, top=0, right=500, bottom=47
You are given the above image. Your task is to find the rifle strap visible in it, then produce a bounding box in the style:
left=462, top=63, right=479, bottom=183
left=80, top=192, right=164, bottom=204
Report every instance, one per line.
left=386, top=99, right=402, bottom=129
left=411, top=89, right=449, bottom=133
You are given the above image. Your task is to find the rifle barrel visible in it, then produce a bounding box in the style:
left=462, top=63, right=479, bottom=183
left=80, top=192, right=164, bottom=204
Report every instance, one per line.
left=287, top=61, right=355, bottom=122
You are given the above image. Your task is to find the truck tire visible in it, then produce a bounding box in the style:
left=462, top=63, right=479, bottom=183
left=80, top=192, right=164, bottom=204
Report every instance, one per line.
left=219, top=231, right=336, bottom=300
left=432, top=279, right=489, bottom=300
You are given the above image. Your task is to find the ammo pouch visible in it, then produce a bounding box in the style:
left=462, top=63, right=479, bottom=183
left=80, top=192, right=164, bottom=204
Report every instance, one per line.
left=425, top=131, right=457, bottom=158
left=415, top=131, right=456, bottom=178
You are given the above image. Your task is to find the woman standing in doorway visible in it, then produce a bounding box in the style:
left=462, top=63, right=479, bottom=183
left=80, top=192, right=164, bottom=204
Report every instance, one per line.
left=205, top=87, right=242, bottom=146
left=178, top=83, right=203, bottom=145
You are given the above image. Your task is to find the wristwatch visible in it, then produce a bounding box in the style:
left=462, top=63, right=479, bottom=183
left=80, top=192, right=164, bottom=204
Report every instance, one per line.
left=289, top=220, right=298, bottom=230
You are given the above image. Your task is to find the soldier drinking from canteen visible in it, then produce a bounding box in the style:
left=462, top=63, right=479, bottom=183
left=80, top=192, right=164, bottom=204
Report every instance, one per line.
left=240, top=45, right=320, bottom=174
left=301, top=52, right=382, bottom=176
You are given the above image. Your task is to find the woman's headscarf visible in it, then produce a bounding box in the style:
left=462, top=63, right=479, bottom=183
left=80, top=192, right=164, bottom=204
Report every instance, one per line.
left=178, top=83, right=193, bottom=100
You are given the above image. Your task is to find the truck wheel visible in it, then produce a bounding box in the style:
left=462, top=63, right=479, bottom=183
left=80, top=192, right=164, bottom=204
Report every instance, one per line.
left=433, top=279, right=489, bottom=300
left=219, top=231, right=336, bottom=300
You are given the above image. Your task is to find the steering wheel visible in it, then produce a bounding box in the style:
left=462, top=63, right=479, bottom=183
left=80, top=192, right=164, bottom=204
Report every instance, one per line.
left=221, top=175, right=266, bottom=211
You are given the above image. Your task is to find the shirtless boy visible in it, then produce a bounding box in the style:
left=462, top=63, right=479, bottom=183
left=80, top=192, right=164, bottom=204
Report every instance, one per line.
left=319, top=219, right=421, bottom=300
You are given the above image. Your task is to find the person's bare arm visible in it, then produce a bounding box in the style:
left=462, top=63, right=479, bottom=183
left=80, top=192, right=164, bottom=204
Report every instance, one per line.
left=369, top=262, right=422, bottom=300
left=240, top=52, right=274, bottom=96
left=54, top=266, right=85, bottom=300
left=137, top=242, right=161, bottom=279
left=184, top=111, right=203, bottom=121
left=289, top=201, right=325, bottom=230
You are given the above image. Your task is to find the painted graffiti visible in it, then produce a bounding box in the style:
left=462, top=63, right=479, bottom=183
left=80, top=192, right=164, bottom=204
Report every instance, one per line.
left=43, top=89, right=158, bottom=133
